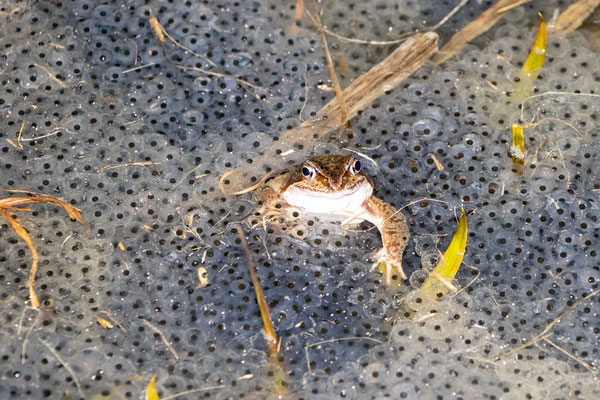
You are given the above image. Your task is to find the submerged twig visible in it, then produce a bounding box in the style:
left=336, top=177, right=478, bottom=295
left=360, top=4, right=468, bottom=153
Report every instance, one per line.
left=142, top=319, right=179, bottom=360
left=38, top=338, right=87, bottom=399
left=542, top=336, right=596, bottom=373
left=122, top=63, right=156, bottom=74
left=19, top=307, right=40, bottom=364
left=235, top=224, right=287, bottom=395
left=309, top=11, right=348, bottom=125
left=33, top=63, right=67, bottom=88
left=175, top=65, right=261, bottom=91
left=149, top=12, right=216, bottom=67
left=161, top=385, right=227, bottom=400
left=305, top=337, right=383, bottom=372
left=306, top=0, right=467, bottom=46
left=100, top=161, right=161, bottom=174
left=497, top=288, right=600, bottom=360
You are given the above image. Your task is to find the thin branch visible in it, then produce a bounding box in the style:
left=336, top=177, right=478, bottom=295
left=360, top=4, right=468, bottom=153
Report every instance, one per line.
left=542, top=336, right=596, bottom=374
left=305, top=0, right=467, bottom=46
left=175, top=65, right=261, bottom=91
left=305, top=337, right=383, bottom=372
left=99, top=161, right=161, bottom=174
left=161, top=385, right=226, bottom=400
left=122, top=63, right=156, bottom=74
left=33, top=63, right=67, bottom=88
left=497, top=288, right=600, bottom=360
left=38, top=338, right=87, bottom=400
left=520, top=91, right=600, bottom=126
left=149, top=13, right=216, bottom=67
left=142, top=319, right=179, bottom=360
left=12, top=127, right=63, bottom=143
left=310, top=11, right=348, bottom=125
left=19, top=307, right=40, bottom=364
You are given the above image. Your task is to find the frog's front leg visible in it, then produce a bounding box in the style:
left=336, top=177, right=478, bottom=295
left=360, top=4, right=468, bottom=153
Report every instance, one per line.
left=361, top=196, right=410, bottom=284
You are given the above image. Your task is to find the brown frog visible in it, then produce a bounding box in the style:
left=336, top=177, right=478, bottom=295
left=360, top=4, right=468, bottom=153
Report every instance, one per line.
left=256, top=154, right=410, bottom=284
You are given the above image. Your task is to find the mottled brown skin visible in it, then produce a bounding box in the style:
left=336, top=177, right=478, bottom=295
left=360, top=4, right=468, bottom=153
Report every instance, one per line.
left=255, top=154, right=410, bottom=284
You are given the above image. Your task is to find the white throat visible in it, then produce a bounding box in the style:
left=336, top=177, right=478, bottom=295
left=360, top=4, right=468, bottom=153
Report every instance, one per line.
left=282, top=180, right=373, bottom=216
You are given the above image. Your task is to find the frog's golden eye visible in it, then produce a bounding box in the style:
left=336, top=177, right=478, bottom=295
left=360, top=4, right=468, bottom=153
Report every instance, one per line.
left=301, top=162, right=317, bottom=181
left=349, top=158, right=362, bottom=175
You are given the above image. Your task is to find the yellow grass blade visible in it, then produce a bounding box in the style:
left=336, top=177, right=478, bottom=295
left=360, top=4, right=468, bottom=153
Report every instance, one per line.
left=236, top=225, right=277, bottom=350
left=511, top=124, right=525, bottom=175
left=0, top=210, right=40, bottom=308
left=521, top=13, right=546, bottom=78
left=421, top=209, right=468, bottom=298
left=235, top=224, right=288, bottom=396
left=146, top=376, right=160, bottom=400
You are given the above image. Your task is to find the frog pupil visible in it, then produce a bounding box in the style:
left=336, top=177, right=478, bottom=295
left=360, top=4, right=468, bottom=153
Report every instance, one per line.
left=302, top=167, right=311, bottom=177
left=354, top=160, right=361, bottom=171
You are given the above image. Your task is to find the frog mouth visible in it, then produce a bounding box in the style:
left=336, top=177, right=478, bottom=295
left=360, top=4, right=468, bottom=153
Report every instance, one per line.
left=301, top=183, right=366, bottom=199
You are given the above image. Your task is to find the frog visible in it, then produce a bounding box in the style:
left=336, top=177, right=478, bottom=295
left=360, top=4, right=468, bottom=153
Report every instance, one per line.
left=255, top=154, right=410, bottom=284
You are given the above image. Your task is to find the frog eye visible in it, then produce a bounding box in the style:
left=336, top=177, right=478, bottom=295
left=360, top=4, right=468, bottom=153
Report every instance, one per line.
left=301, top=162, right=317, bottom=181
left=349, top=158, right=362, bottom=175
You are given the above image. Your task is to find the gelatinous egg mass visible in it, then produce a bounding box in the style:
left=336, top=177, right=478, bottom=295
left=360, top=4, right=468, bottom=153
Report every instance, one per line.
left=0, top=1, right=598, bottom=399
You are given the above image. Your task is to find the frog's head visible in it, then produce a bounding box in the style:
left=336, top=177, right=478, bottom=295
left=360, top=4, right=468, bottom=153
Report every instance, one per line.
left=298, top=154, right=366, bottom=191
left=281, top=154, right=373, bottom=211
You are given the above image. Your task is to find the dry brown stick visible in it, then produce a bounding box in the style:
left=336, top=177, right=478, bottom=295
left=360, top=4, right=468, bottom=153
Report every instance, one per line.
left=219, top=32, right=438, bottom=194
left=433, top=0, right=532, bottom=64
left=291, top=0, right=304, bottom=36
left=554, top=0, right=600, bottom=33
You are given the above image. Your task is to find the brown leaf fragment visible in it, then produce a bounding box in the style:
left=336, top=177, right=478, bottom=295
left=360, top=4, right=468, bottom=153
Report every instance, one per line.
left=0, top=191, right=88, bottom=307
left=96, top=317, right=114, bottom=329
left=0, top=210, right=40, bottom=308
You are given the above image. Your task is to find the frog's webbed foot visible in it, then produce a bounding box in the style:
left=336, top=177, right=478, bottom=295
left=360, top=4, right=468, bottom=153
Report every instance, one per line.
left=370, top=247, right=407, bottom=284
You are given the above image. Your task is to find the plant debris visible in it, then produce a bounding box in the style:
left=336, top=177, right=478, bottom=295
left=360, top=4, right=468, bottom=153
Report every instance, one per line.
left=433, top=0, right=533, bottom=64
left=421, top=209, right=468, bottom=300
left=0, top=190, right=87, bottom=308
left=554, top=0, right=600, bottom=33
